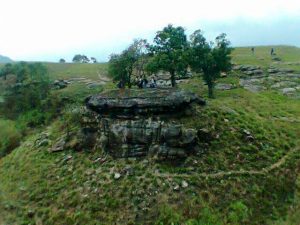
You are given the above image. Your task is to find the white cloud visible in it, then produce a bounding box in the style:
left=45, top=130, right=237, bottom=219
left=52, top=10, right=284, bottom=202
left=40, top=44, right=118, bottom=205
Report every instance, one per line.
left=0, top=0, right=299, bottom=61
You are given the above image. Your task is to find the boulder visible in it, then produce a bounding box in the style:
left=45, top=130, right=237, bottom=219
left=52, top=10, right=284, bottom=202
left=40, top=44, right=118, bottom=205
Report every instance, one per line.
left=86, top=89, right=205, bottom=118
left=81, top=89, right=208, bottom=159
left=215, top=83, right=234, bottom=90
left=53, top=80, right=68, bottom=89
left=282, top=88, right=296, bottom=95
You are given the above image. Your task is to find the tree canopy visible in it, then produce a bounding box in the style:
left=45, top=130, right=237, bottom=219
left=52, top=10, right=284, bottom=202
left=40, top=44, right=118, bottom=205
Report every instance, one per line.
left=108, top=39, right=148, bottom=88
left=107, top=25, right=232, bottom=96
left=147, top=24, right=189, bottom=87
left=189, top=30, right=232, bottom=98
left=0, top=62, right=50, bottom=117
left=72, top=54, right=90, bottom=63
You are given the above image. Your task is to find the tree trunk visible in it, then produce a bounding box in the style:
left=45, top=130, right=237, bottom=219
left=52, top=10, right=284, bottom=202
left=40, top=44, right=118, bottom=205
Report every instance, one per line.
left=170, top=71, right=176, bottom=87
left=208, top=82, right=214, bottom=98
left=127, top=73, right=132, bottom=88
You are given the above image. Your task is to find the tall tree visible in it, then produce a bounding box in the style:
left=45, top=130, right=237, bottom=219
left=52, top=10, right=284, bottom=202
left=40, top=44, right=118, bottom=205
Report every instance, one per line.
left=91, top=57, right=97, bottom=63
left=72, top=54, right=89, bottom=63
left=189, top=30, right=232, bottom=98
left=1, top=62, right=50, bottom=116
left=108, top=39, right=147, bottom=88
left=148, top=24, right=189, bottom=87
left=0, top=63, right=13, bottom=80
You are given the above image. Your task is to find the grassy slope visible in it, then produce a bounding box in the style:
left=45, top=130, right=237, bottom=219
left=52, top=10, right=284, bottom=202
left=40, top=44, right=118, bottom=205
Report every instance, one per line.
left=45, top=63, right=108, bottom=80
left=0, top=46, right=300, bottom=224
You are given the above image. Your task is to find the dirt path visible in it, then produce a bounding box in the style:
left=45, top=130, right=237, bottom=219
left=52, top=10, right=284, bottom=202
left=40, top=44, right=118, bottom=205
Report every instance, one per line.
left=157, top=147, right=300, bottom=179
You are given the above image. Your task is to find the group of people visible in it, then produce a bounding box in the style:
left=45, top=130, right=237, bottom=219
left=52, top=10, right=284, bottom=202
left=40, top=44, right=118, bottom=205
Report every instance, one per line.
left=250, top=47, right=275, bottom=56
left=117, top=76, right=158, bottom=89
left=135, top=76, right=157, bottom=89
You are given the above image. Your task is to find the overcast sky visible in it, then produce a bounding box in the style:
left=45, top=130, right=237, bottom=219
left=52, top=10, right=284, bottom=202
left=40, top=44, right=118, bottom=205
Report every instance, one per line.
left=0, top=0, right=300, bottom=62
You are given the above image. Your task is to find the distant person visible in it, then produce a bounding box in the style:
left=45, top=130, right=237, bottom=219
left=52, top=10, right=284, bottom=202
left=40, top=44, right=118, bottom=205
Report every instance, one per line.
left=150, top=77, right=157, bottom=88
left=251, top=47, right=254, bottom=54
left=142, top=77, right=148, bottom=88
left=117, top=80, right=125, bottom=89
left=271, top=48, right=274, bottom=56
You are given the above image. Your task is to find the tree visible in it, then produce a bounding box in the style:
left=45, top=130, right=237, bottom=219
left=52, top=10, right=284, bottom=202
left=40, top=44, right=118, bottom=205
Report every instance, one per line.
left=1, top=62, right=50, bottom=117
left=108, top=39, right=147, bottom=88
left=91, top=57, right=97, bottom=63
left=72, top=54, right=89, bottom=63
left=0, top=63, right=13, bottom=80
left=59, top=58, right=66, bottom=63
left=189, top=30, right=232, bottom=98
left=147, top=24, right=189, bottom=87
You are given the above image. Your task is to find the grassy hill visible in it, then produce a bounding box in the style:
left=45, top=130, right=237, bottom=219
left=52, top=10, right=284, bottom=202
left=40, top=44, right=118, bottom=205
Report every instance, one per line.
left=0, top=46, right=299, bottom=224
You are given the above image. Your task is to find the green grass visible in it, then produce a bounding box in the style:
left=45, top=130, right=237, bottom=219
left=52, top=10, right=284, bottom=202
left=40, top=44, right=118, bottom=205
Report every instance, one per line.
left=232, top=45, right=300, bottom=71
left=0, top=46, right=300, bottom=224
left=45, top=62, right=108, bottom=80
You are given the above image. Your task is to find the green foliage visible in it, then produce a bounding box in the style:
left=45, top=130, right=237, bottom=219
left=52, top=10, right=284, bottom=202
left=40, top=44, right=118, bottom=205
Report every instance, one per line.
left=189, top=30, right=232, bottom=98
left=59, top=58, right=66, bottom=63
left=90, top=57, right=97, bottom=63
left=108, top=39, right=147, bottom=88
left=72, top=54, right=90, bottom=63
left=186, top=207, right=223, bottom=225
left=227, top=201, right=250, bottom=224
left=0, top=119, right=21, bottom=157
left=155, top=205, right=182, bottom=225
left=1, top=62, right=50, bottom=118
left=148, top=24, right=189, bottom=87
left=0, top=63, right=13, bottom=80
left=17, top=109, right=52, bottom=129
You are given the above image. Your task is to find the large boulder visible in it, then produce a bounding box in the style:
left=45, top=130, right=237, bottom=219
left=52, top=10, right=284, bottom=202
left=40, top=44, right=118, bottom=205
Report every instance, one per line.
left=85, top=89, right=205, bottom=118
left=81, top=89, right=207, bottom=159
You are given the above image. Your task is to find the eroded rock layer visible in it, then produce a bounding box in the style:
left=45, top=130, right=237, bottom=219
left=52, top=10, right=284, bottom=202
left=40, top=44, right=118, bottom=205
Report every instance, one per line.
left=82, top=89, right=207, bottom=159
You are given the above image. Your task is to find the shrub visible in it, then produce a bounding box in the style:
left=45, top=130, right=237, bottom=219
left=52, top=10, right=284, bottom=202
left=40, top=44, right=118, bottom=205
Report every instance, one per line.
left=0, top=119, right=21, bottom=157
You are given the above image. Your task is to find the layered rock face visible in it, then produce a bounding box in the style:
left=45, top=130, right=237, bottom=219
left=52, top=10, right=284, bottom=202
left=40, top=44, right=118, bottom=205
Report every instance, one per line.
left=82, top=89, right=206, bottom=159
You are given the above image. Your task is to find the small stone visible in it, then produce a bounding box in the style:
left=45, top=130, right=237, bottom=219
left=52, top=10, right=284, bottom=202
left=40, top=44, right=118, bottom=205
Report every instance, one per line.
left=65, top=155, right=72, bottom=161
left=114, top=172, right=121, bottom=180
left=181, top=180, right=188, bottom=188
left=173, top=185, right=180, bottom=191
left=38, top=139, right=49, bottom=147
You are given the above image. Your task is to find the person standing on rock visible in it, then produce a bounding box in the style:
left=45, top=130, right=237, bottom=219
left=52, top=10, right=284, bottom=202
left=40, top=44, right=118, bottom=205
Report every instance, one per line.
left=271, top=48, right=274, bottom=56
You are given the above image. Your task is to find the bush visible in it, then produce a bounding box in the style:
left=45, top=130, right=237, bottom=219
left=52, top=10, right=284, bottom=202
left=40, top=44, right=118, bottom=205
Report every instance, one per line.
left=0, top=119, right=21, bottom=157
left=155, top=206, right=182, bottom=225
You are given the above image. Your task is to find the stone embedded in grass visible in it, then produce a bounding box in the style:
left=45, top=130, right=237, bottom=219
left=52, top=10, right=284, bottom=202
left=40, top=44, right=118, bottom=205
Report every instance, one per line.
left=215, top=83, right=235, bottom=90
left=181, top=180, right=188, bottom=188
left=114, top=172, right=121, bottom=180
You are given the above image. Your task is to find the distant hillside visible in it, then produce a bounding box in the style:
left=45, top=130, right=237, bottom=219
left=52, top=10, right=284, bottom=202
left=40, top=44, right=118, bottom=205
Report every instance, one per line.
left=0, top=54, right=13, bottom=63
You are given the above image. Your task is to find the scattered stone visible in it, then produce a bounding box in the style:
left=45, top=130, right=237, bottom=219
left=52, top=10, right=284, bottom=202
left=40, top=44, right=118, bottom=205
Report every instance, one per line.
left=220, top=72, right=227, bottom=77
left=215, top=83, right=234, bottom=90
left=50, top=137, right=66, bottom=152
left=282, top=88, right=296, bottom=95
left=181, top=180, right=188, bottom=188
left=35, top=132, right=50, bottom=148
left=123, top=165, right=134, bottom=176
left=37, top=139, right=49, bottom=147
left=114, top=172, right=121, bottom=180
left=242, top=129, right=255, bottom=142
left=173, top=184, right=180, bottom=191
left=53, top=80, right=68, bottom=89
left=64, top=155, right=73, bottom=162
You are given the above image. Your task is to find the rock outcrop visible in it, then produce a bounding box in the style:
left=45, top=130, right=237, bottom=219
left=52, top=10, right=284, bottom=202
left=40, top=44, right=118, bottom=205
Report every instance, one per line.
left=81, top=89, right=207, bottom=159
